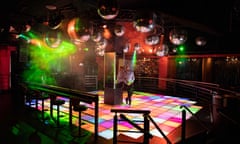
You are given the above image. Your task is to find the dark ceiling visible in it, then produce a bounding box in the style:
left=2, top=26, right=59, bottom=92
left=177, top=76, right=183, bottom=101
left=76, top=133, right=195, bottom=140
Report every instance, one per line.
left=1, top=0, right=237, bottom=31
left=1, top=0, right=240, bottom=53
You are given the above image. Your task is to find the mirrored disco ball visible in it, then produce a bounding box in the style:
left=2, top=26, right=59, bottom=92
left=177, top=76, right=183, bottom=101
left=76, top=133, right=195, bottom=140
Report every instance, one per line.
left=123, top=42, right=130, bottom=53
left=67, top=17, right=91, bottom=43
left=97, top=0, right=119, bottom=20
left=156, top=44, right=169, bottom=56
left=114, top=25, right=125, bottom=36
left=96, top=38, right=107, bottom=49
left=134, top=43, right=141, bottom=51
left=133, top=11, right=157, bottom=33
left=195, top=36, right=207, bottom=46
left=169, top=29, right=187, bottom=45
left=145, top=34, right=159, bottom=45
left=44, top=30, right=62, bottom=48
left=91, top=31, right=102, bottom=42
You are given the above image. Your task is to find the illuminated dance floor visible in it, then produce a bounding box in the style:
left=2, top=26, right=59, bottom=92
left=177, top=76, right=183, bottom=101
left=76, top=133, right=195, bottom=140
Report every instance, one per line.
left=33, top=90, right=202, bottom=140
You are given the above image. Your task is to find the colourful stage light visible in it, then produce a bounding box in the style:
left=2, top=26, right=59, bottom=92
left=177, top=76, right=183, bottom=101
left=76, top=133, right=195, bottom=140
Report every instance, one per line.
left=21, top=30, right=76, bottom=84
left=179, top=45, right=185, bottom=52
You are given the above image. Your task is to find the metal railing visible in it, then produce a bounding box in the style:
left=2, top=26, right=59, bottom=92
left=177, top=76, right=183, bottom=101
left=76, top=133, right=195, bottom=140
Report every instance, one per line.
left=134, top=76, right=240, bottom=142
left=135, top=76, right=240, bottom=107
left=22, top=82, right=99, bottom=142
left=111, top=108, right=172, bottom=144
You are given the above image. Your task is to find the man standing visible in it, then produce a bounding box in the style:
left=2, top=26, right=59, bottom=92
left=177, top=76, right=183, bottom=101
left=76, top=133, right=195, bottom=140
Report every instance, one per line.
left=123, top=65, right=135, bottom=105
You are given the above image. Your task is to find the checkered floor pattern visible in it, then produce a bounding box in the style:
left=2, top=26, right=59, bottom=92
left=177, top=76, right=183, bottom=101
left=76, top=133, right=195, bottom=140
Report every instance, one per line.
left=26, top=90, right=202, bottom=140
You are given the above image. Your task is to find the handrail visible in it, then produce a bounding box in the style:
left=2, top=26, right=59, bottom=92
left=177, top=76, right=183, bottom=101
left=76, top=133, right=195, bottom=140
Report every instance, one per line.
left=135, top=76, right=240, bottom=95
left=111, top=108, right=172, bottom=144
left=180, top=105, right=211, bottom=131
left=147, top=115, right=172, bottom=144
left=23, top=82, right=99, bottom=142
left=134, top=77, right=240, bottom=143
left=135, top=77, right=220, bottom=94
left=27, top=82, right=98, bottom=104
left=111, top=109, right=151, bottom=144
left=135, top=76, right=240, bottom=113
left=119, top=114, right=153, bottom=138
left=179, top=105, right=211, bottom=143
left=111, top=108, right=151, bottom=114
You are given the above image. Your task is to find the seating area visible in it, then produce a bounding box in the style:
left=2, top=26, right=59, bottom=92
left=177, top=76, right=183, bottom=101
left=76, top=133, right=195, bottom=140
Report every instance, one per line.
left=49, top=93, right=66, bottom=128
left=2, top=80, right=240, bottom=144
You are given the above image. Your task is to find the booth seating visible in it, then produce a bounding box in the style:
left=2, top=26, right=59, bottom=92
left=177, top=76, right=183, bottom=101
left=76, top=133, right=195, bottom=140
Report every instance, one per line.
left=49, top=93, right=66, bottom=128
left=71, top=98, right=88, bottom=137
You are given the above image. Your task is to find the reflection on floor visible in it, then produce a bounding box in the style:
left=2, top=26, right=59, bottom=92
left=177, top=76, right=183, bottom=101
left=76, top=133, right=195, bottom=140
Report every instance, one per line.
left=28, top=90, right=202, bottom=141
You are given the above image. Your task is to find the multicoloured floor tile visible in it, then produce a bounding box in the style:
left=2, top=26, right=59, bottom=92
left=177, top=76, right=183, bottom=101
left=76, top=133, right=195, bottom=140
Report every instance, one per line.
left=27, top=90, right=202, bottom=140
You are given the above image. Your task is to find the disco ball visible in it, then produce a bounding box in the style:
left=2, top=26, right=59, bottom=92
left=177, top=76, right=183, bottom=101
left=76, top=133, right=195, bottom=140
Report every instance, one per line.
left=91, top=31, right=102, bottom=42
left=145, top=34, right=159, bottom=45
left=156, top=44, right=169, bottom=56
left=169, top=29, right=187, bottom=45
left=114, top=25, right=125, bottom=36
left=134, top=43, right=141, bottom=51
left=133, top=11, right=156, bottom=33
left=195, top=36, right=207, bottom=46
left=123, top=42, right=130, bottom=53
left=96, top=38, right=107, bottom=49
left=97, top=0, right=119, bottom=20
left=67, top=18, right=91, bottom=43
left=44, top=30, right=62, bottom=48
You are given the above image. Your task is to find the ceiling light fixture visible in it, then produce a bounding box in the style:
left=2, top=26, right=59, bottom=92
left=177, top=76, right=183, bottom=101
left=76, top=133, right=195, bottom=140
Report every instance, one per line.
left=169, top=28, right=187, bottom=45
left=114, top=25, right=125, bottom=37
left=95, top=38, right=107, bottom=56
left=45, top=5, right=63, bottom=30
left=195, top=36, right=207, bottom=46
left=145, top=34, right=159, bottom=45
left=46, top=5, right=57, bottom=10
left=134, top=43, right=141, bottom=51
left=48, top=11, right=63, bottom=29
left=133, top=11, right=157, bottom=33
left=156, top=44, right=169, bottom=56
left=91, top=31, right=102, bottom=42
left=67, top=17, right=91, bottom=43
left=123, top=42, right=130, bottom=53
left=97, top=0, right=119, bottom=20
left=44, top=30, right=62, bottom=48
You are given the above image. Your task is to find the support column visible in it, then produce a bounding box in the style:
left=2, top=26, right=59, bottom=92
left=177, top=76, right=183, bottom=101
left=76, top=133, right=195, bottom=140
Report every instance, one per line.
left=104, top=52, right=122, bottom=105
